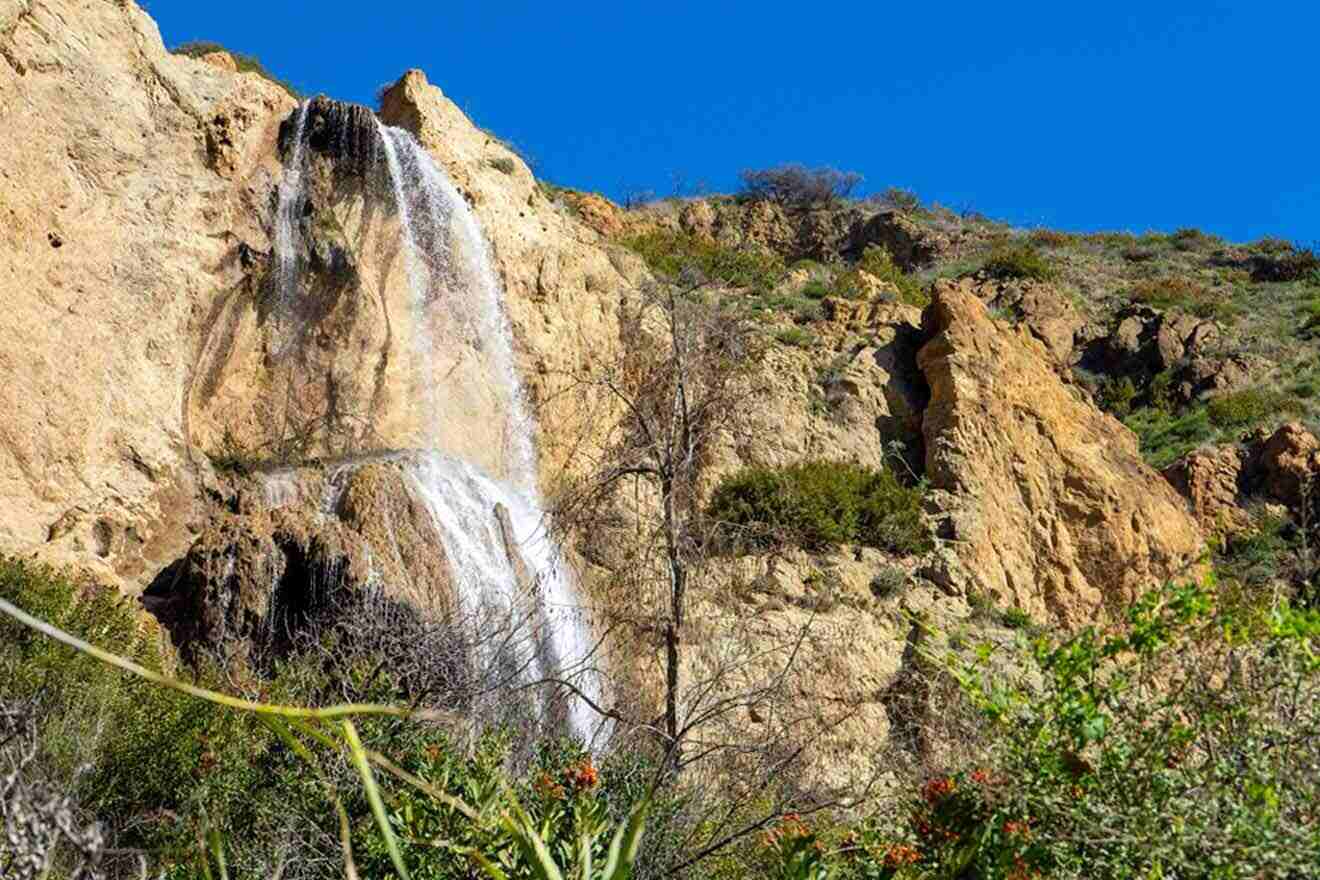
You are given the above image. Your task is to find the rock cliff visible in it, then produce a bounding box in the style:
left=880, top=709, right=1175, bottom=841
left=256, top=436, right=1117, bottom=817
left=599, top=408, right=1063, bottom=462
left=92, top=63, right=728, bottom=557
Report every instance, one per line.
left=3, top=0, right=1258, bottom=785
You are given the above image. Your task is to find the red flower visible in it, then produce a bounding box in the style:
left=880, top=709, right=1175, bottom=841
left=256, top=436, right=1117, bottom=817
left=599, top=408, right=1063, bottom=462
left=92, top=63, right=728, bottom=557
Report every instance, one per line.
left=882, top=844, right=921, bottom=868
left=970, top=768, right=992, bottom=785
left=921, top=776, right=956, bottom=804
left=564, top=759, right=600, bottom=792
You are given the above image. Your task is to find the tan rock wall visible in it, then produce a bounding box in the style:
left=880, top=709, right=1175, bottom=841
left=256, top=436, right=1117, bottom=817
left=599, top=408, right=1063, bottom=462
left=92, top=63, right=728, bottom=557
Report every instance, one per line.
left=917, top=282, right=1205, bottom=624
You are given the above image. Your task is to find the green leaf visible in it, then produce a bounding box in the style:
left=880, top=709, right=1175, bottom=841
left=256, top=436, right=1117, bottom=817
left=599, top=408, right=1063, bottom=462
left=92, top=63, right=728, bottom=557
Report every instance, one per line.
left=601, top=798, right=650, bottom=880
left=343, top=719, right=412, bottom=880
left=501, top=798, right=565, bottom=880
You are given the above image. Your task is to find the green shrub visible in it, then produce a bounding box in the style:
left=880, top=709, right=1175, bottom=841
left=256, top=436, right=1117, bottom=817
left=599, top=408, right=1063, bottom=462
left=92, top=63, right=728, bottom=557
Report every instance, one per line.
left=707, top=460, right=931, bottom=554
left=862, top=581, right=1320, bottom=879
left=799, top=278, right=832, bottom=300
left=171, top=41, right=300, bottom=97
left=875, top=186, right=922, bottom=213
left=1249, top=246, right=1320, bottom=282
left=1027, top=228, right=1076, bottom=248
left=1096, top=376, right=1138, bottom=418
left=857, top=245, right=929, bottom=306
left=752, top=292, right=823, bottom=323
left=1300, top=297, right=1320, bottom=339
left=981, top=244, right=1056, bottom=282
left=774, top=326, right=817, bottom=348
left=1126, top=276, right=1214, bottom=311
left=1169, top=227, right=1219, bottom=251
left=488, top=157, right=516, bottom=175
left=1206, top=387, right=1302, bottom=430
left=622, top=230, right=786, bottom=293
left=1123, top=405, right=1213, bottom=468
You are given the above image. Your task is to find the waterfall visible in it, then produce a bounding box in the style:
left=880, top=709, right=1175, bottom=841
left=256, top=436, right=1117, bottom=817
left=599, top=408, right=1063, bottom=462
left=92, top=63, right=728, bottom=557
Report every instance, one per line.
left=273, top=100, right=310, bottom=313
left=272, top=104, right=604, bottom=744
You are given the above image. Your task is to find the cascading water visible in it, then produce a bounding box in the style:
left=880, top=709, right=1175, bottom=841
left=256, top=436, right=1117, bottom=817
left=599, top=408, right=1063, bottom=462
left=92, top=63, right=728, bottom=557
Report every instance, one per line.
left=273, top=100, right=310, bottom=313
left=272, top=103, right=604, bottom=744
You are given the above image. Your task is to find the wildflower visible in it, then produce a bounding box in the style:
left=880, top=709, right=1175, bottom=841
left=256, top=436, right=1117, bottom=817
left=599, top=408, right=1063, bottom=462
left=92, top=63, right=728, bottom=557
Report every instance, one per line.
left=533, top=771, right=565, bottom=800
left=1003, top=820, right=1031, bottom=837
left=971, top=768, right=992, bottom=785
left=921, top=776, right=956, bottom=804
left=564, top=758, right=599, bottom=791
left=882, top=844, right=921, bottom=868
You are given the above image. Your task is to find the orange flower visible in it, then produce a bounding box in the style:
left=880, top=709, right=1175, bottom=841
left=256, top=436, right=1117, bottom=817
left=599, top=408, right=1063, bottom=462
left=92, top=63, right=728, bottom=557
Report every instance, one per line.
left=882, top=844, right=921, bottom=868
left=564, top=758, right=600, bottom=791
left=534, top=771, right=566, bottom=800
left=921, top=776, right=956, bottom=804
left=970, top=768, right=992, bottom=785
left=1003, top=820, right=1031, bottom=838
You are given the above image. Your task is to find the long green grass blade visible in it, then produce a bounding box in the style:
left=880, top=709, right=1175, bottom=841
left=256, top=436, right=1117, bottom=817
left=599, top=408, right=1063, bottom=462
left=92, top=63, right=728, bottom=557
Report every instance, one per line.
left=601, top=799, right=649, bottom=880
left=0, top=597, right=419, bottom=721
left=207, top=825, right=230, bottom=880
left=342, top=720, right=411, bottom=880
left=337, top=798, right=360, bottom=880
left=579, top=827, right=593, bottom=880
left=287, top=718, right=478, bottom=820
left=502, top=798, right=564, bottom=880
left=463, top=847, right=511, bottom=880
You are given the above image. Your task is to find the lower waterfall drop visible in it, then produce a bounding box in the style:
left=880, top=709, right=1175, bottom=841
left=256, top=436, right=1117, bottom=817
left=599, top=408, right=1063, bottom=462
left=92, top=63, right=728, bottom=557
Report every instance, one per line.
left=370, top=119, right=604, bottom=744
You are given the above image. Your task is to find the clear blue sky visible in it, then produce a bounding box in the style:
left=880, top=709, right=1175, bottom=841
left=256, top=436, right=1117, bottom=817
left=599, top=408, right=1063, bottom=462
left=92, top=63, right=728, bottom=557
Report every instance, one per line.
left=146, top=1, right=1317, bottom=244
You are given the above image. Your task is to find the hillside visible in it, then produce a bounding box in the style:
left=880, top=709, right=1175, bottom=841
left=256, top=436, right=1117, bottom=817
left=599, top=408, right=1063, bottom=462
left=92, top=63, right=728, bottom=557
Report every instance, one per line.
left=1, top=2, right=1317, bottom=878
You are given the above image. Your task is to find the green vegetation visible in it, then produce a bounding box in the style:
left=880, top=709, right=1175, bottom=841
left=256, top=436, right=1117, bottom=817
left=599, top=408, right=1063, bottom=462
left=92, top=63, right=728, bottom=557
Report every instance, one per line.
left=1207, top=387, right=1305, bottom=429
left=171, top=41, right=301, bottom=97
left=707, top=460, right=931, bottom=554
left=774, top=326, right=817, bottom=348
left=6, top=562, right=1320, bottom=878
left=488, top=157, right=517, bottom=175
left=1122, top=405, right=1214, bottom=468
left=980, top=244, right=1056, bottom=282
left=799, top=278, right=832, bottom=300
left=751, top=291, right=822, bottom=323
left=862, top=581, right=1320, bottom=878
left=1168, top=226, right=1220, bottom=251
left=875, top=186, right=922, bottom=213
left=857, top=245, right=929, bottom=306
left=0, top=558, right=660, bottom=879
left=622, top=230, right=786, bottom=293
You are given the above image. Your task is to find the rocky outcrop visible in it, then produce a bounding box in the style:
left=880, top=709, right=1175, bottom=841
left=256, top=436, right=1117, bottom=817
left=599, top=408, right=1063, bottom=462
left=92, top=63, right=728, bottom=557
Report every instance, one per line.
left=152, top=455, right=460, bottom=657
left=847, top=211, right=952, bottom=270
left=166, top=506, right=375, bottom=659
left=626, top=197, right=955, bottom=269
left=0, top=0, right=295, bottom=587
left=1162, top=445, right=1252, bottom=534
left=953, top=276, right=1085, bottom=365
left=1162, top=423, right=1320, bottom=535
left=917, top=283, right=1205, bottom=624
left=1255, top=422, right=1320, bottom=511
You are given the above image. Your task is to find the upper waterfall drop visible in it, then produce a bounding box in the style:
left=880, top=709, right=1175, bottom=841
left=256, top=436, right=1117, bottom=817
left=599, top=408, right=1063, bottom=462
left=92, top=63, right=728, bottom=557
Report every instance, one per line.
left=272, top=100, right=310, bottom=315
left=270, top=102, right=604, bottom=745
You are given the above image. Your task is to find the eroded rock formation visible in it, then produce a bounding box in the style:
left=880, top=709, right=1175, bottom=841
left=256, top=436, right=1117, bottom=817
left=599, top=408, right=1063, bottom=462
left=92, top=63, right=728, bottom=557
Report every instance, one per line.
left=916, top=282, right=1205, bottom=624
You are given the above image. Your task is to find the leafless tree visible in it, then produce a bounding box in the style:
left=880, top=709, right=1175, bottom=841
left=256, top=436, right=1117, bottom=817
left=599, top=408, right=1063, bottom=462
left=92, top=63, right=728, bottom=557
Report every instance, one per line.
left=738, top=164, right=862, bottom=209
left=541, top=276, right=894, bottom=875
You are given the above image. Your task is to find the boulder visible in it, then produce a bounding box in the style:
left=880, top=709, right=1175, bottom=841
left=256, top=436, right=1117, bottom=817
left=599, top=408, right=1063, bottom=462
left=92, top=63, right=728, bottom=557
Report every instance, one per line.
left=955, top=276, right=1085, bottom=365
left=848, top=211, right=951, bottom=270
left=1162, top=446, right=1252, bottom=534
left=917, top=282, right=1205, bottom=625
left=169, top=508, right=374, bottom=659
left=1257, top=423, right=1320, bottom=511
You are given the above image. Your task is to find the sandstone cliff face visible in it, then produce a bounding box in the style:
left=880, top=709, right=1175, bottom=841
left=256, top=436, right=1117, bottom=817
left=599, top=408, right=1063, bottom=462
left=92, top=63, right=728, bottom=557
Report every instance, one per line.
left=0, top=0, right=295, bottom=586
left=917, top=282, right=1206, bottom=624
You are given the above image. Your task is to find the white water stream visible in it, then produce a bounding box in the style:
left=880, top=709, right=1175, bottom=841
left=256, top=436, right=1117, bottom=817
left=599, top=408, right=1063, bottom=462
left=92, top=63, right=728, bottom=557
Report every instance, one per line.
left=271, top=104, right=603, bottom=743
